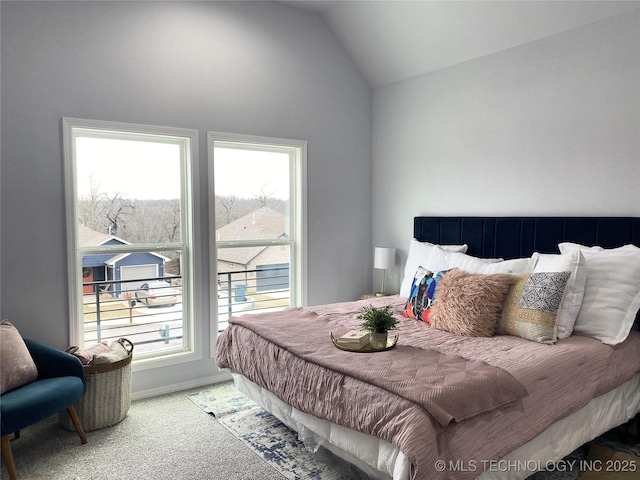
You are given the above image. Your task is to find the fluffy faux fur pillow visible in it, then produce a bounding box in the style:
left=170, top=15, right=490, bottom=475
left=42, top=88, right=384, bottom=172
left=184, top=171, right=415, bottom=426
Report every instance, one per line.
left=430, top=270, right=516, bottom=337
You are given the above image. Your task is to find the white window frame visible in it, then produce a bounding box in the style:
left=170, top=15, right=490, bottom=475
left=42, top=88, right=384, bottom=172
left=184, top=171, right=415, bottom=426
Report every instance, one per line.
left=63, top=117, right=201, bottom=371
left=207, top=132, right=307, bottom=351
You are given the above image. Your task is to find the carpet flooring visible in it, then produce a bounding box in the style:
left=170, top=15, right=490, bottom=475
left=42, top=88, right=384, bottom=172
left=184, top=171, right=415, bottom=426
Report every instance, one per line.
left=3, top=380, right=639, bottom=480
left=0, top=384, right=285, bottom=480
left=189, top=382, right=640, bottom=480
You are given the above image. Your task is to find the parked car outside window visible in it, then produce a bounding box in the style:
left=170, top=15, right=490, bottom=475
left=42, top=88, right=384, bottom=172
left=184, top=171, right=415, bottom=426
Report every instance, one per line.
left=134, top=281, right=179, bottom=307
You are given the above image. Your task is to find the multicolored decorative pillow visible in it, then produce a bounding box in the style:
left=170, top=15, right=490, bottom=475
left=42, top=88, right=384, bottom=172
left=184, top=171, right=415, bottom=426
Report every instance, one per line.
left=403, top=267, right=450, bottom=323
left=498, top=271, right=571, bottom=344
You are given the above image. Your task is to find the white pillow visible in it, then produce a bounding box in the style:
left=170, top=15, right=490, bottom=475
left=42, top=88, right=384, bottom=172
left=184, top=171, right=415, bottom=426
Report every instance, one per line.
left=428, top=245, right=461, bottom=273
left=480, top=257, right=536, bottom=274
left=531, top=250, right=586, bottom=339
left=445, top=251, right=534, bottom=274
left=444, top=251, right=503, bottom=273
left=400, top=239, right=467, bottom=298
left=558, top=242, right=640, bottom=345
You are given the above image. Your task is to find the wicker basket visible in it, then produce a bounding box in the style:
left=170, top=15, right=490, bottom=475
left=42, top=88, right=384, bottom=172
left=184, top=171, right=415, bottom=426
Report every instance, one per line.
left=60, top=338, right=133, bottom=432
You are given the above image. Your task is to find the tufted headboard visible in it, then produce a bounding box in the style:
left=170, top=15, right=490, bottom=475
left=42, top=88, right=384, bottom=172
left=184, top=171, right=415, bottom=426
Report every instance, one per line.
left=414, top=217, right=640, bottom=260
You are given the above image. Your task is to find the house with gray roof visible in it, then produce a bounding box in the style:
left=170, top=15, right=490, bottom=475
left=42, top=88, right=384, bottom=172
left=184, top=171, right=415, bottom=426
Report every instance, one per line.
left=216, top=207, right=290, bottom=295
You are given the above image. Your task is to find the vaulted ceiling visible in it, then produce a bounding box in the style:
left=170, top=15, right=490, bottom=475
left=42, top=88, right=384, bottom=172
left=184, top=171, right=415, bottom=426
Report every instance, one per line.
left=283, top=1, right=640, bottom=88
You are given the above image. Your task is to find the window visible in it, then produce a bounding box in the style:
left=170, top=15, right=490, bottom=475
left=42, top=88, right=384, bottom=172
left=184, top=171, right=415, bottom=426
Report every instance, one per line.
left=63, top=118, right=200, bottom=368
left=208, top=133, right=307, bottom=334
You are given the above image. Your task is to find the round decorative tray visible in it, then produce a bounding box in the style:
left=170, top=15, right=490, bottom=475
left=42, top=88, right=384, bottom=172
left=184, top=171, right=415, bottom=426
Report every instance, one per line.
left=330, top=332, right=398, bottom=353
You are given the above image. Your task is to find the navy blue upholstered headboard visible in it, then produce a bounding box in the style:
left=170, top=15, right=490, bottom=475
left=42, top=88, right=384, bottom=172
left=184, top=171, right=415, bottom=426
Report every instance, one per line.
left=414, top=216, right=640, bottom=330
left=414, top=217, right=640, bottom=260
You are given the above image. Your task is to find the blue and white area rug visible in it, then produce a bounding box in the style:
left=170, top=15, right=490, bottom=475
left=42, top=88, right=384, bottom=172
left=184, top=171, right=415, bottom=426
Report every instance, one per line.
left=188, top=382, right=640, bottom=480
left=187, top=382, right=363, bottom=480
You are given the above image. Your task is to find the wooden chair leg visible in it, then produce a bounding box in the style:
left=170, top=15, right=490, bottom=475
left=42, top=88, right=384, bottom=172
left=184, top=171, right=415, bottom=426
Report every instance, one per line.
left=66, top=406, right=88, bottom=444
left=1, top=435, right=17, bottom=480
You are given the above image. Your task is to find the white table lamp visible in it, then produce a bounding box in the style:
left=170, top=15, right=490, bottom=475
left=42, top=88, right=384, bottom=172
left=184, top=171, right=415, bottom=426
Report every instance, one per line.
left=374, top=247, right=396, bottom=296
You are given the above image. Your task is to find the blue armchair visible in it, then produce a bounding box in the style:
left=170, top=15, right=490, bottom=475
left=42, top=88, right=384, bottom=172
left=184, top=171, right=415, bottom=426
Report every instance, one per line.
left=1, top=339, right=88, bottom=480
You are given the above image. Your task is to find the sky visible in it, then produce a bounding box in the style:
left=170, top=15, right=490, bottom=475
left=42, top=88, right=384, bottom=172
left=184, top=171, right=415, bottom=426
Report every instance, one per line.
left=213, top=147, right=289, bottom=200
left=75, top=137, right=290, bottom=201
left=76, top=137, right=182, bottom=200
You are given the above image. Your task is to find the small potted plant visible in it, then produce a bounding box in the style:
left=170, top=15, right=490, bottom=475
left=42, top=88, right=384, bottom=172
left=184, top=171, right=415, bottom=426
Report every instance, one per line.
left=357, top=304, right=399, bottom=349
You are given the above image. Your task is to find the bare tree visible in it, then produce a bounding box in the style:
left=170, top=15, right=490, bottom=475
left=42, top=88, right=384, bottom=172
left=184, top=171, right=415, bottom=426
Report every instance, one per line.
left=161, top=200, right=181, bottom=243
left=77, top=175, right=182, bottom=248
left=253, top=185, right=276, bottom=208
left=104, top=192, right=135, bottom=236
left=217, top=195, right=239, bottom=226
left=78, top=173, right=108, bottom=231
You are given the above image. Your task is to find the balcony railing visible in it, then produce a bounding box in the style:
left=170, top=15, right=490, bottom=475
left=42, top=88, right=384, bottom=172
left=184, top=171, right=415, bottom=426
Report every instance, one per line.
left=82, top=277, right=184, bottom=356
left=82, top=268, right=290, bottom=355
left=216, top=268, right=291, bottom=331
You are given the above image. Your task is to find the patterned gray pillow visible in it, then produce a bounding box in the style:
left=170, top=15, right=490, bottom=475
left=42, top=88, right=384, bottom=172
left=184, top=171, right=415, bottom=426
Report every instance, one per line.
left=498, top=271, right=571, bottom=344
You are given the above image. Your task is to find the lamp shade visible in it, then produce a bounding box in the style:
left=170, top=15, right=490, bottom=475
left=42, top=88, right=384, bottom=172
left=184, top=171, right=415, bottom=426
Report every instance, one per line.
left=374, top=247, right=396, bottom=270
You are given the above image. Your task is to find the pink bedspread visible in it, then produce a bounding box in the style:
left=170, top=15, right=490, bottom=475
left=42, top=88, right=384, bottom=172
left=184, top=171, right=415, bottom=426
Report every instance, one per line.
left=215, top=296, right=640, bottom=480
left=223, top=305, right=527, bottom=427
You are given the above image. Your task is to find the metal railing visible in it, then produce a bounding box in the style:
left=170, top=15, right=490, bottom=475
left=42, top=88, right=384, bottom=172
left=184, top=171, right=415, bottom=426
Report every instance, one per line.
left=216, top=267, right=291, bottom=331
left=82, top=276, right=183, bottom=355
left=81, top=268, right=291, bottom=353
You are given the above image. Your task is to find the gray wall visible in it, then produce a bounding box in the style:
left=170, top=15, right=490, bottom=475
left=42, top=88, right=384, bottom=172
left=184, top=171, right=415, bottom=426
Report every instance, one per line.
left=1, top=1, right=372, bottom=395
left=372, top=10, right=640, bottom=293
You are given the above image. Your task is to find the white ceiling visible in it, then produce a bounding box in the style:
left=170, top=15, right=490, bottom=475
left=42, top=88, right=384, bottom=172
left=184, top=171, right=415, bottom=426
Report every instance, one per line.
left=283, top=1, right=640, bottom=88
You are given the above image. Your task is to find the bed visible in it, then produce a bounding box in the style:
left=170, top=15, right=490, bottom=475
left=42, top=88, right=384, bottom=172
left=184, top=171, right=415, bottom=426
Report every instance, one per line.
left=215, top=216, right=640, bottom=480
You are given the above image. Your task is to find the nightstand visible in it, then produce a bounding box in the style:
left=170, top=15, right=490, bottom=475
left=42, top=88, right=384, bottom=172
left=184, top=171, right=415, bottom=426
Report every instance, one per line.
left=360, top=293, right=391, bottom=300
